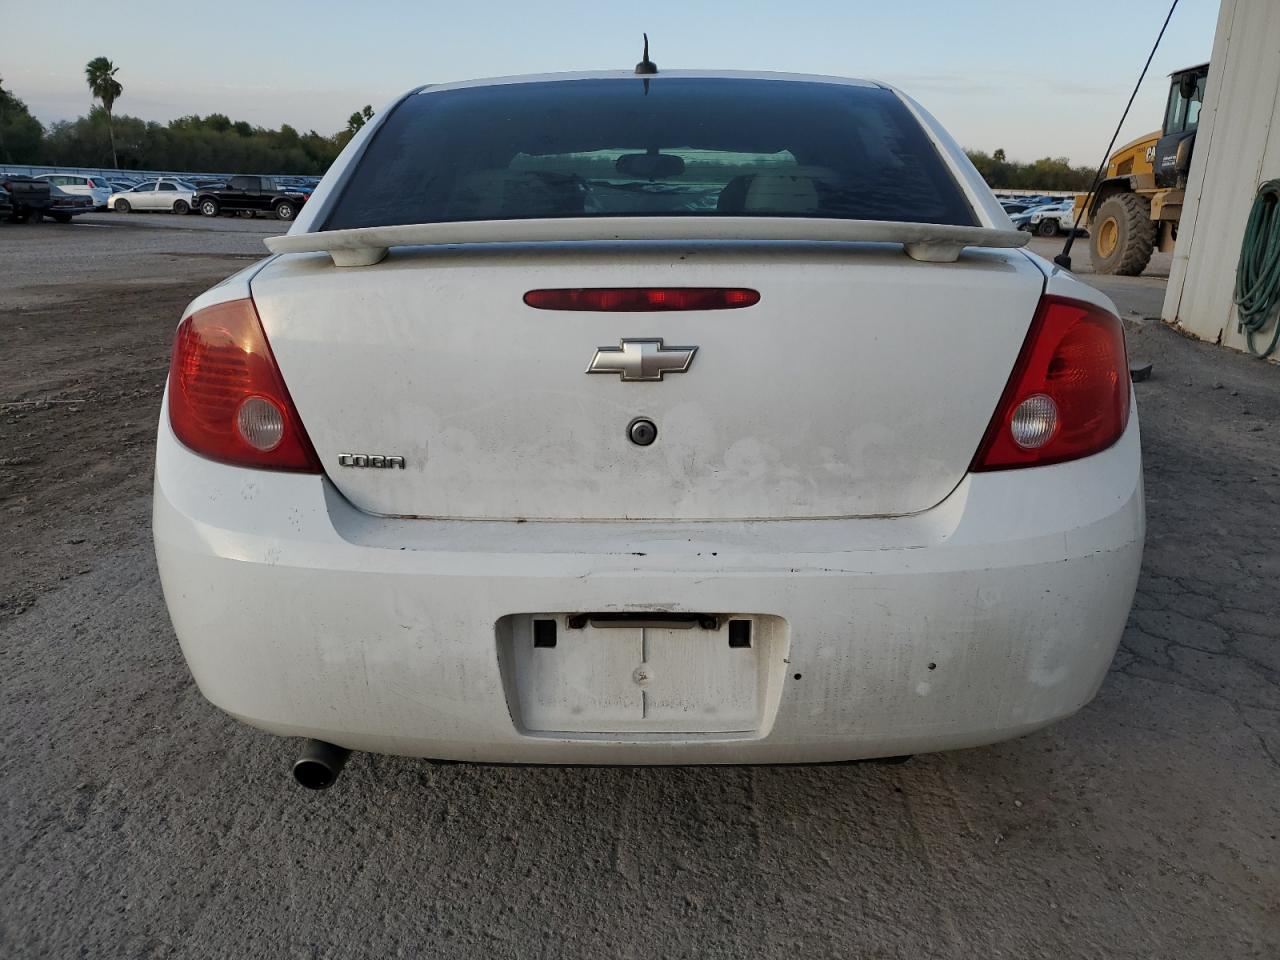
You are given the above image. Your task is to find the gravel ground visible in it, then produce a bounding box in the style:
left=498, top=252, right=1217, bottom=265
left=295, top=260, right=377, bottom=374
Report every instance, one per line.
left=1, top=211, right=279, bottom=308
left=1026, top=234, right=1173, bottom=321
left=1, top=216, right=1277, bottom=959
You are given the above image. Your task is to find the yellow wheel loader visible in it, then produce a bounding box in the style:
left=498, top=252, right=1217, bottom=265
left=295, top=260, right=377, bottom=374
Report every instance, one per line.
left=1080, top=63, right=1208, bottom=275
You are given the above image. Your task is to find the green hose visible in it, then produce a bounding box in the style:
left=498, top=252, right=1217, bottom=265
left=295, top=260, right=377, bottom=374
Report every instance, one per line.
left=1233, top=179, right=1280, bottom=358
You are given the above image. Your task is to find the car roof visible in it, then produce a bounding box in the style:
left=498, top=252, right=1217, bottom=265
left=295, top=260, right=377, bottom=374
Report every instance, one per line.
left=411, top=69, right=886, bottom=98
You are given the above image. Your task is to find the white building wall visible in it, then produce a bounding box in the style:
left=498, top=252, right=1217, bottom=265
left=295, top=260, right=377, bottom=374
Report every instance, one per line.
left=1162, top=0, right=1280, bottom=358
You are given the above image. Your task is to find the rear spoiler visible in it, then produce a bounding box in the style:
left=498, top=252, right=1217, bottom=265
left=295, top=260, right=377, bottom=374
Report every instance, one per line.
left=263, top=217, right=1029, bottom=267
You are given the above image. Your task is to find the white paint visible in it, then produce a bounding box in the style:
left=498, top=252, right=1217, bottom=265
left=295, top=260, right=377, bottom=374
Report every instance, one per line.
left=265, top=216, right=1028, bottom=268
left=249, top=245, right=1045, bottom=521
left=1162, top=0, right=1280, bottom=358
left=153, top=399, right=1143, bottom=762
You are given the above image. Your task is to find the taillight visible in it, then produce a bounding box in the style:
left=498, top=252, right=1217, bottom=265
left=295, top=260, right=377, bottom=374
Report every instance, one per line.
left=971, top=295, right=1129, bottom=471
left=524, top=288, right=760, bottom=311
left=167, top=298, right=321, bottom=472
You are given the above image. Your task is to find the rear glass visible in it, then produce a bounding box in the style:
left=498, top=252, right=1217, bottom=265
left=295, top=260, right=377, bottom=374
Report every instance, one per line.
left=324, top=78, right=976, bottom=230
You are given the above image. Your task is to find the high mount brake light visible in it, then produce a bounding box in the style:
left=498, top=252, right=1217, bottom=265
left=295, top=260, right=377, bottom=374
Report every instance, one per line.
left=524, top=288, right=760, bottom=311
left=971, top=295, right=1130, bottom=470
left=167, top=298, right=321, bottom=472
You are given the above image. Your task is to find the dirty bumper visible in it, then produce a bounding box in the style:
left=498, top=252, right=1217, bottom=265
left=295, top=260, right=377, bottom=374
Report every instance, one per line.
left=153, top=410, right=1143, bottom=764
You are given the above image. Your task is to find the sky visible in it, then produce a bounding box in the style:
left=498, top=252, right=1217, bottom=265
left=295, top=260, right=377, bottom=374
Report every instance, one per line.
left=1, top=0, right=1219, bottom=166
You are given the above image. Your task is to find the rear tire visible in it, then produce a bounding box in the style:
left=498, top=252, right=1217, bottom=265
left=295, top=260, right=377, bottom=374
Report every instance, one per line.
left=114, top=198, right=131, bottom=213
left=274, top=200, right=296, bottom=221
left=173, top=199, right=189, bottom=215
left=200, top=199, right=220, bottom=217
left=1089, top=192, right=1155, bottom=276
left=1035, top=217, right=1059, bottom=237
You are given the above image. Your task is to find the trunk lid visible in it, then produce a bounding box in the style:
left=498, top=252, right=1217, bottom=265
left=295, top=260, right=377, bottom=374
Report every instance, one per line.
left=251, top=243, right=1043, bottom=520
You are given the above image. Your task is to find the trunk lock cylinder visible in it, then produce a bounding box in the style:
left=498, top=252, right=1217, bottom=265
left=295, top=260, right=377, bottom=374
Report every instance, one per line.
left=628, top=417, right=657, bottom=446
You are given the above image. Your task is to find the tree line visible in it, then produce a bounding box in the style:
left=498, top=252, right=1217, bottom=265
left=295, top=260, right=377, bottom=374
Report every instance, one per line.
left=965, top=148, right=1095, bottom=191
left=0, top=60, right=369, bottom=175
left=2, top=59, right=1095, bottom=187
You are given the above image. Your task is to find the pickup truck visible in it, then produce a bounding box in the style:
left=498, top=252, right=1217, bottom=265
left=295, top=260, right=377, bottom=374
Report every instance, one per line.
left=193, top=175, right=307, bottom=221
left=1, top=176, right=95, bottom=223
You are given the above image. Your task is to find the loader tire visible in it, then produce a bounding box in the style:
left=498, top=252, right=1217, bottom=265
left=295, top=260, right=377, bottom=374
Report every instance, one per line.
left=1090, top=192, right=1156, bottom=276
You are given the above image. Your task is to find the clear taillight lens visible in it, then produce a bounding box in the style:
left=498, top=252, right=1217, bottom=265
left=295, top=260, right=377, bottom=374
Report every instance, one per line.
left=235, top=396, right=286, bottom=451
left=1010, top=394, right=1059, bottom=449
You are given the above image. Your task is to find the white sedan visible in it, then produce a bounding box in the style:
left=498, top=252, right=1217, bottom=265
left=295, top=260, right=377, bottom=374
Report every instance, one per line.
left=109, top=178, right=196, bottom=214
left=153, top=70, right=1143, bottom=788
left=1026, top=199, right=1081, bottom=237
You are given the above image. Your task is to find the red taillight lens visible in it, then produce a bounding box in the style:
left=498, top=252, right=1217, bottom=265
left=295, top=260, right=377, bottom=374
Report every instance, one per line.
left=167, top=298, right=321, bottom=472
left=971, top=295, right=1130, bottom=471
left=524, top=288, right=760, bottom=311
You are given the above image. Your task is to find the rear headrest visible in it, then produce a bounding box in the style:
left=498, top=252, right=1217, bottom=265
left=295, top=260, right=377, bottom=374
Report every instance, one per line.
left=717, top=175, right=753, bottom=213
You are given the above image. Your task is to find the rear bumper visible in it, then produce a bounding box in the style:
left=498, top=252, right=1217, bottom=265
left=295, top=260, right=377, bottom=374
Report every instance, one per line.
left=153, top=405, right=1144, bottom=763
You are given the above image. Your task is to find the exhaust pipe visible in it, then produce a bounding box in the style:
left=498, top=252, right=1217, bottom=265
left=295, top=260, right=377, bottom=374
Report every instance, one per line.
left=292, top=739, right=352, bottom=790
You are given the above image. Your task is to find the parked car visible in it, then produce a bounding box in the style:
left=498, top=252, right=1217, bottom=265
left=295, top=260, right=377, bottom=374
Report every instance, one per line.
left=110, top=177, right=197, bottom=214
left=1027, top=199, right=1080, bottom=237
left=43, top=185, right=95, bottom=222
left=154, top=70, right=1142, bottom=787
left=2, top=176, right=94, bottom=222
left=0, top=183, right=11, bottom=221
left=1001, top=196, right=1062, bottom=212
left=1008, top=201, right=1052, bottom=229
left=193, top=175, right=307, bottom=220
left=40, top=184, right=96, bottom=222
left=33, top=173, right=113, bottom=209
left=2, top=176, right=49, bottom=222
left=1009, top=200, right=1074, bottom=235
left=277, top=176, right=316, bottom=196
left=108, top=179, right=155, bottom=208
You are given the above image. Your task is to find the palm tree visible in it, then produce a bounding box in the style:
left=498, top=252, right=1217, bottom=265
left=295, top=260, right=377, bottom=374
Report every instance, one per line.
left=84, top=57, right=122, bottom=168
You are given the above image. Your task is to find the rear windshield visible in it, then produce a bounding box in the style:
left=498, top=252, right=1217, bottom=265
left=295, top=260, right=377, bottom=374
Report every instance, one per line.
left=323, top=78, right=976, bottom=230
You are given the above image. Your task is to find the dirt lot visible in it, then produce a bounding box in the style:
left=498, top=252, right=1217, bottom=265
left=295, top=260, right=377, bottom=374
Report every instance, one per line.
left=1, top=215, right=1277, bottom=959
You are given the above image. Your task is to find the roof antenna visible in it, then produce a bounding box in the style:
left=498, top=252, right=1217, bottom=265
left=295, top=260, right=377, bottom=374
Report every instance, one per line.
left=635, top=33, right=658, bottom=75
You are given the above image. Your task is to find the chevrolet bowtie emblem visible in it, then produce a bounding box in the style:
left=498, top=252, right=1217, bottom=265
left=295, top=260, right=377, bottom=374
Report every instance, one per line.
left=586, top=338, right=698, bottom=382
